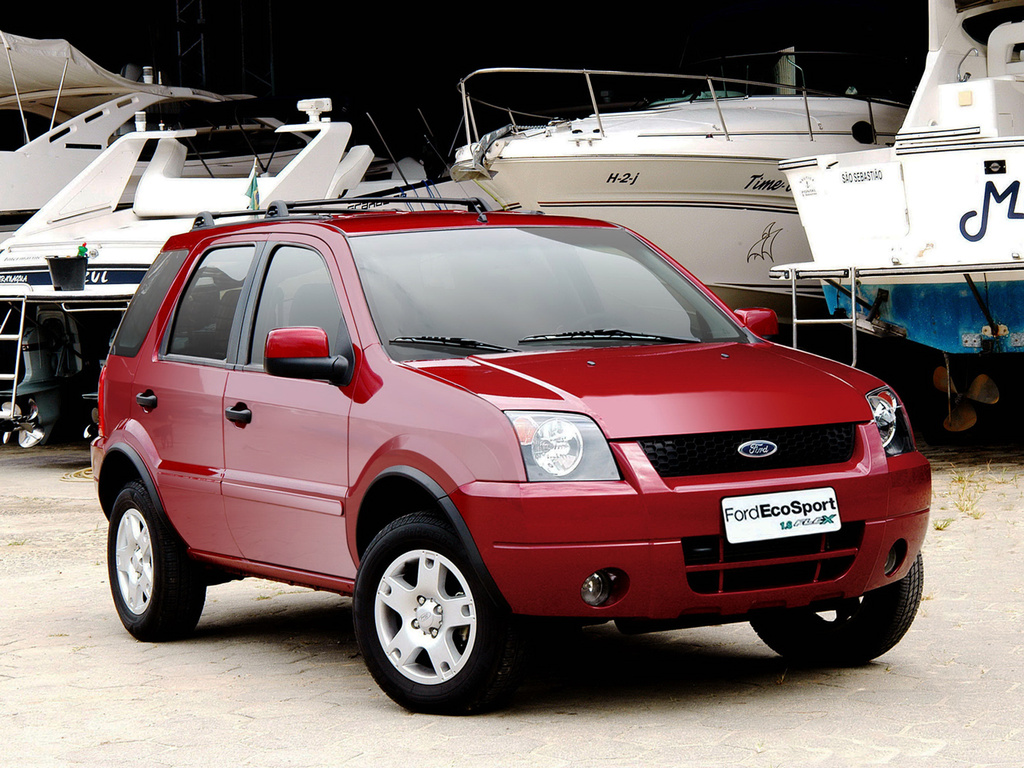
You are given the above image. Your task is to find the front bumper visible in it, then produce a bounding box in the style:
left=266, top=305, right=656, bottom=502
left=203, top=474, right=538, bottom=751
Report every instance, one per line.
left=452, top=424, right=930, bottom=620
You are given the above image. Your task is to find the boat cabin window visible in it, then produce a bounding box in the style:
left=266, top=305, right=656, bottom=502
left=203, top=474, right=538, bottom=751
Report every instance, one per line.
left=962, top=6, right=1024, bottom=46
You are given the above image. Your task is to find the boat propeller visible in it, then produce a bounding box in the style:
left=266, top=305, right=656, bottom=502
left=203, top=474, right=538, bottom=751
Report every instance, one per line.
left=932, top=365, right=999, bottom=432
left=1, top=399, right=47, bottom=448
left=0, top=401, right=17, bottom=436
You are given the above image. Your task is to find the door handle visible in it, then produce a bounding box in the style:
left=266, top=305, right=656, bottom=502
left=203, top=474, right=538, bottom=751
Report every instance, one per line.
left=135, top=391, right=158, bottom=409
left=225, top=402, right=252, bottom=425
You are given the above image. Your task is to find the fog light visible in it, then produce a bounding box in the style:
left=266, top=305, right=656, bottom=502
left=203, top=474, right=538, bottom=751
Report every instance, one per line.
left=581, top=570, right=614, bottom=606
left=884, top=540, right=907, bottom=576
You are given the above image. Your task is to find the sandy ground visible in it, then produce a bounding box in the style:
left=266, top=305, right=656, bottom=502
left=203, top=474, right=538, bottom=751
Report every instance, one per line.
left=1, top=438, right=1022, bottom=767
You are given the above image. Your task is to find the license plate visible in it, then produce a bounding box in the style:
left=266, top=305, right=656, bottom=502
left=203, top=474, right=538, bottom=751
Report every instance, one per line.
left=721, top=487, right=840, bottom=544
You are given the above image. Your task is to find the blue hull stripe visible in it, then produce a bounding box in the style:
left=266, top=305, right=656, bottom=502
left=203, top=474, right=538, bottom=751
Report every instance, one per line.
left=0, top=267, right=148, bottom=288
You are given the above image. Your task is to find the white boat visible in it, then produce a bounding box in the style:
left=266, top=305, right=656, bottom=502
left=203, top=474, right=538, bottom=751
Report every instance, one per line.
left=451, top=60, right=908, bottom=316
left=0, top=99, right=375, bottom=446
left=772, top=0, right=1024, bottom=429
left=0, top=29, right=307, bottom=241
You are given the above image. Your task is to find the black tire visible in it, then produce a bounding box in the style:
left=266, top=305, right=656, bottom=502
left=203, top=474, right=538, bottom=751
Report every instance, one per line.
left=353, top=512, right=528, bottom=714
left=750, top=553, right=924, bottom=666
left=107, top=480, right=206, bottom=641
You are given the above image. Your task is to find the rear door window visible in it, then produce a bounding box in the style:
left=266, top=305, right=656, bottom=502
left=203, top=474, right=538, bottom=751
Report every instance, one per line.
left=167, top=245, right=256, bottom=361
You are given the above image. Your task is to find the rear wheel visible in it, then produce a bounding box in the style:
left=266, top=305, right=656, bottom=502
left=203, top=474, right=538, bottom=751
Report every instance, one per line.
left=107, top=480, right=206, bottom=641
left=354, top=512, right=528, bottom=714
left=751, top=554, right=924, bottom=665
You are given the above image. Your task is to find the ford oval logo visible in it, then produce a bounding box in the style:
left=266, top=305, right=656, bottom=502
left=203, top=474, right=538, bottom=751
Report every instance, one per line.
left=737, top=439, right=778, bottom=458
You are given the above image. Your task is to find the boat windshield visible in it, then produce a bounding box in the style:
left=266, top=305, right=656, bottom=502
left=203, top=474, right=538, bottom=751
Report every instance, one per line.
left=961, top=3, right=1024, bottom=43
left=349, top=226, right=748, bottom=361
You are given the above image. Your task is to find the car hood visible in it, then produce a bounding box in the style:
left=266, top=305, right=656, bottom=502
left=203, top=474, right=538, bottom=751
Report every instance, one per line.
left=408, top=342, right=878, bottom=439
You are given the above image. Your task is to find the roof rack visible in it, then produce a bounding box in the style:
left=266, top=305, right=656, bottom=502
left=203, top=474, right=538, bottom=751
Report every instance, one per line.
left=265, top=196, right=490, bottom=217
left=191, top=195, right=490, bottom=230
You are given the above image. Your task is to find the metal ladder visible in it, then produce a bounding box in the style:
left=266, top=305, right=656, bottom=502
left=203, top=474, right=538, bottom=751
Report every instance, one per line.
left=782, top=266, right=861, bottom=366
left=0, top=298, right=26, bottom=404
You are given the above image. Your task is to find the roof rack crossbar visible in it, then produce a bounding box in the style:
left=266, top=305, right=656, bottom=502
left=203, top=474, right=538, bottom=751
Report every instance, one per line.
left=266, top=196, right=490, bottom=215
left=191, top=209, right=264, bottom=230
left=191, top=195, right=491, bottom=230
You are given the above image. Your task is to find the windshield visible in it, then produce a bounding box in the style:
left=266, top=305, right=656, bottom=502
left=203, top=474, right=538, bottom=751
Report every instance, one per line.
left=349, top=226, right=748, bottom=361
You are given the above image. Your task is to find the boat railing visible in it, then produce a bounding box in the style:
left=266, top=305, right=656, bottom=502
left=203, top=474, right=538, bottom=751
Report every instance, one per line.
left=458, top=60, right=905, bottom=149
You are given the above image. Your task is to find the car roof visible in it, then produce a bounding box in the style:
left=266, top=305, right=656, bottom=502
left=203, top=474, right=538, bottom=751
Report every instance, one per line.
left=162, top=206, right=622, bottom=252
left=322, top=209, right=619, bottom=235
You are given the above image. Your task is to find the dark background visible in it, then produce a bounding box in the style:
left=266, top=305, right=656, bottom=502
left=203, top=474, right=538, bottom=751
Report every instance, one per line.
left=4, top=2, right=928, bottom=161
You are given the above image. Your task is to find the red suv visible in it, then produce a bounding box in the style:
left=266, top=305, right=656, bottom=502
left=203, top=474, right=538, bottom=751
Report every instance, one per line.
left=92, top=200, right=930, bottom=713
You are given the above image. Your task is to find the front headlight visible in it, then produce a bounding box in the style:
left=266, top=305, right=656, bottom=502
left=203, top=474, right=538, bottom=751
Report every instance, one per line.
left=505, top=411, right=619, bottom=481
left=866, top=386, right=914, bottom=457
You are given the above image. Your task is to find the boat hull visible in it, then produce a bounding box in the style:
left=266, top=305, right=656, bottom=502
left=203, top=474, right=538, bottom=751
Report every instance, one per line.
left=824, top=276, right=1024, bottom=354
left=770, top=2, right=1024, bottom=359
left=457, top=89, right=907, bottom=317
left=780, top=135, right=1024, bottom=355
left=475, top=153, right=818, bottom=313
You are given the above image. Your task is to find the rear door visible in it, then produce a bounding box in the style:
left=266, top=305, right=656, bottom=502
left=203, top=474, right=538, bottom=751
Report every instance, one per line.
left=221, top=237, right=357, bottom=577
left=130, top=242, right=259, bottom=555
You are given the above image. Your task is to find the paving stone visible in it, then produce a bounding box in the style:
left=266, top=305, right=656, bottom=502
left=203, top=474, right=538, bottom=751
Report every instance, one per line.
left=2, top=440, right=1023, bottom=767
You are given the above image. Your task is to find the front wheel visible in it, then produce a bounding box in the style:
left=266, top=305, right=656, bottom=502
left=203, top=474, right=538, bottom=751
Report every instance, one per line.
left=353, top=512, right=528, bottom=714
left=107, top=480, right=206, bottom=641
left=750, top=553, right=924, bottom=666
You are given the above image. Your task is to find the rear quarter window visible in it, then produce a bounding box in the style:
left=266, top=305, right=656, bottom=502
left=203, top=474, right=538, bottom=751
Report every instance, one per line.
left=109, top=249, right=189, bottom=358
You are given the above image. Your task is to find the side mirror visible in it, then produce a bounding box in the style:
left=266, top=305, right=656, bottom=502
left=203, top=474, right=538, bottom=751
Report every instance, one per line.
left=264, top=327, right=351, bottom=385
left=734, top=307, right=779, bottom=338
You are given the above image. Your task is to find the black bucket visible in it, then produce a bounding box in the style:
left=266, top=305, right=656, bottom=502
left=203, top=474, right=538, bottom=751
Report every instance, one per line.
left=45, top=256, right=88, bottom=291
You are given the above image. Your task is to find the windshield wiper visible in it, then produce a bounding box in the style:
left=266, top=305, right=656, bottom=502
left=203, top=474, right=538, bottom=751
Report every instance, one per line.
left=518, top=328, right=700, bottom=344
left=389, top=336, right=519, bottom=354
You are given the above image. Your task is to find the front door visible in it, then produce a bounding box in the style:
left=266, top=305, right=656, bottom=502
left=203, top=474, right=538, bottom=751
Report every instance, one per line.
left=222, top=241, right=356, bottom=577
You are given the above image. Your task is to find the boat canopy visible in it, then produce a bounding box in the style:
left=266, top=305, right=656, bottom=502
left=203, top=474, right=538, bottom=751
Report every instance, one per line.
left=0, top=29, right=218, bottom=118
left=956, top=1, right=1003, bottom=10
